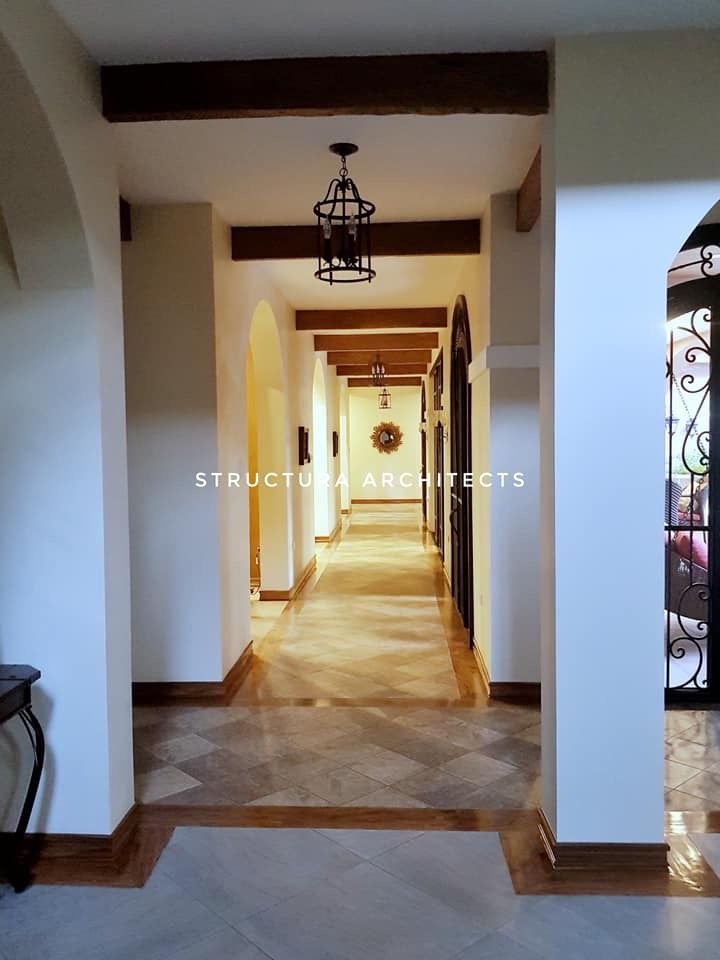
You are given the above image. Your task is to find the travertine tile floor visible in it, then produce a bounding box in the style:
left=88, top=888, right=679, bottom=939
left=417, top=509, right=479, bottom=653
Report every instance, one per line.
left=134, top=505, right=720, bottom=812
left=134, top=702, right=542, bottom=808
left=6, top=828, right=720, bottom=960
left=247, top=506, right=460, bottom=700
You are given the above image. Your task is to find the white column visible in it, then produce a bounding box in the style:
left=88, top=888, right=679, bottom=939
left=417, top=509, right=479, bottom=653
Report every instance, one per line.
left=541, top=31, right=720, bottom=844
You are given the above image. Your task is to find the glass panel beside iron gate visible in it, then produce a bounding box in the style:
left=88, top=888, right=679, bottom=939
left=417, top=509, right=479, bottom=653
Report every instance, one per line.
left=665, top=302, right=713, bottom=696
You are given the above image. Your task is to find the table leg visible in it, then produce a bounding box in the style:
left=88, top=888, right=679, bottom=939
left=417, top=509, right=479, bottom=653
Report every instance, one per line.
left=11, top=706, right=45, bottom=891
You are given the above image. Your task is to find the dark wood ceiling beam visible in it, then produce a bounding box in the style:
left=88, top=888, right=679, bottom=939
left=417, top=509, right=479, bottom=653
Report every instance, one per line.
left=327, top=349, right=432, bottom=364
left=348, top=376, right=423, bottom=387
left=337, top=363, right=428, bottom=376
left=296, top=308, right=446, bottom=331
left=102, top=52, right=549, bottom=122
left=516, top=147, right=541, bottom=232
left=232, top=220, right=480, bottom=260
left=315, top=332, right=438, bottom=351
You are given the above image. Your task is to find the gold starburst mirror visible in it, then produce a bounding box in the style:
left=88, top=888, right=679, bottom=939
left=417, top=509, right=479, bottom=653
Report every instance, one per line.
left=370, top=421, right=403, bottom=454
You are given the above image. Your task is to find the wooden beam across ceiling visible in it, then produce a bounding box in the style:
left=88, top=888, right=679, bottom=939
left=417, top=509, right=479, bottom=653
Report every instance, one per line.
left=315, top=332, right=438, bottom=351
left=337, top=363, right=428, bottom=376
left=327, top=349, right=432, bottom=365
left=516, top=147, right=541, bottom=232
left=232, top=220, right=480, bottom=260
left=348, top=377, right=423, bottom=387
left=296, top=308, right=446, bottom=331
left=101, top=52, right=549, bottom=122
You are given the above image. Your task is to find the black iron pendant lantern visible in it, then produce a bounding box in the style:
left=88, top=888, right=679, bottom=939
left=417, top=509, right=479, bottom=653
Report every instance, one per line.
left=314, top=143, right=376, bottom=284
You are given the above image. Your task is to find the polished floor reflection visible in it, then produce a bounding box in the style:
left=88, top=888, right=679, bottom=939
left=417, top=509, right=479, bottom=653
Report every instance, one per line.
left=6, top=827, right=720, bottom=959
left=133, top=505, right=720, bottom=813
left=134, top=504, right=541, bottom=809
left=247, top=506, right=461, bottom=700
left=134, top=702, right=541, bottom=808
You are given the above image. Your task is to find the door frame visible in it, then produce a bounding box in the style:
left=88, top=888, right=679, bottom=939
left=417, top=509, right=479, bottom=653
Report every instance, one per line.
left=449, top=295, right=474, bottom=644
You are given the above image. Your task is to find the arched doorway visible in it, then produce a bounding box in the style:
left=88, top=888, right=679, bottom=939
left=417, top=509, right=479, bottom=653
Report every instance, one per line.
left=420, top=382, right=428, bottom=525
left=312, top=359, right=330, bottom=539
left=247, top=301, right=293, bottom=598
left=665, top=211, right=720, bottom=700
left=450, top=295, right=473, bottom=640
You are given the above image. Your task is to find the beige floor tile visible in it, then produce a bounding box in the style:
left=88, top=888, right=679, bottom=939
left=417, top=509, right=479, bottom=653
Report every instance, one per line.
left=150, top=733, right=219, bottom=764
left=135, top=766, right=202, bottom=803
left=296, top=768, right=385, bottom=804
left=440, top=752, right=519, bottom=787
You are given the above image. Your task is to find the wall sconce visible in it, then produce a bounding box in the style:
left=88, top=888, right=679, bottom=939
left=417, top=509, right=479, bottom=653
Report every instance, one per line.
left=435, top=410, right=449, bottom=442
left=298, top=426, right=311, bottom=466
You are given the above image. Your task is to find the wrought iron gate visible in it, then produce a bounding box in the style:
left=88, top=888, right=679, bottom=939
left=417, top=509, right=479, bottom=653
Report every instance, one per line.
left=665, top=226, right=720, bottom=701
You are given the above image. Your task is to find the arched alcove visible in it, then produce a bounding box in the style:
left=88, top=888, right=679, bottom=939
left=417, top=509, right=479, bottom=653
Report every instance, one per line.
left=312, top=358, right=330, bottom=539
left=0, top=11, right=132, bottom=836
left=247, top=300, right=293, bottom=596
left=0, top=34, right=91, bottom=289
left=664, top=201, right=720, bottom=700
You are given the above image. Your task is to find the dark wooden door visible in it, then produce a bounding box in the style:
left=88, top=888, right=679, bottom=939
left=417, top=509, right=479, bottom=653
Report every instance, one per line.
left=450, top=296, right=473, bottom=642
left=434, top=422, right=444, bottom=560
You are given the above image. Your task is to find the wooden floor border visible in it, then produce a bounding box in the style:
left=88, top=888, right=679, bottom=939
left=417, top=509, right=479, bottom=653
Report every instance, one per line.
left=139, top=805, right=536, bottom=831
left=1, top=806, right=172, bottom=890
left=501, top=826, right=720, bottom=897
left=10, top=805, right=720, bottom=892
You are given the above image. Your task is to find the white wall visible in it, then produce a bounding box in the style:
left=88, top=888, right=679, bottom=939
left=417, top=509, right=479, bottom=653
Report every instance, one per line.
left=542, top=30, right=720, bottom=844
left=123, top=204, right=223, bottom=682
left=487, top=368, right=540, bottom=681
left=426, top=205, right=540, bottom=686
left=349, top=387, right=422, bottom=501
left=482, top=194, right=541, bottom=683
left=0, top=0, right=133, bottom=834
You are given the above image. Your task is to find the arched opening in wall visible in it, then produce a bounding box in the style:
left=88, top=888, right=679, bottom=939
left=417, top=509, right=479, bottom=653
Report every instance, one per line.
left=450, top=295, right=474, bottom=643
left=312, top=358, right=330, bottom=539
left=665, top=203, right=720, bottom=702
left=247, top=301, right=292, bottom=603
left=420, top=381, right=428, bottom=526
left=0, top=33, right=123, bottom=838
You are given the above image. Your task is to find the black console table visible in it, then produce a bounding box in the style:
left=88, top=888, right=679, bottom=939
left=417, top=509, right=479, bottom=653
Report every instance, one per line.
left=0, top=665, right=44, bottom=891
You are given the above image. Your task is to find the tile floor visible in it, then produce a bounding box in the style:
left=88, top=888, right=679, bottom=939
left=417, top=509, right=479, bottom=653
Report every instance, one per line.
left=134, top=702, right=542, bottom=808
left=246, top=506, right=460, bottom=700
left=134, top=505, right=720, bottom=812
left=5, top=827, right=720, bottom=960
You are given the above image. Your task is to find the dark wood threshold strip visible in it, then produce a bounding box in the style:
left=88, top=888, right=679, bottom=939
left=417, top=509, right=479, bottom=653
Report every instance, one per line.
left=15, top=805, right=720, bottom=894
left=132, top=643, right=254, bottom=707
left=140, top=804, right=537, bottom=832
left=232, top=696, right=484, bottom=708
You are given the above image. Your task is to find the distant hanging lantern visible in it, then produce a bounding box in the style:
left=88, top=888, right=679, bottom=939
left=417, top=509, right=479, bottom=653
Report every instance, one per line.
left=370, top=354, right=385, bottom=386
left=378, top=388, right=392, bottom=409
left=314, top=143, right=376, bottom=284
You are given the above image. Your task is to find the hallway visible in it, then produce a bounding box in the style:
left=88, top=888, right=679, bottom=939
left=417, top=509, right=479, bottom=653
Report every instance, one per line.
left=247, top=504, right=462, bottom=701
left=133, top=505, right=542, bottom=809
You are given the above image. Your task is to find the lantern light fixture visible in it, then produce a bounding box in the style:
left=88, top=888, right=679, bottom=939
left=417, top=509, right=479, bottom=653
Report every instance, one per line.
left=378, top=387, right=392, bottom=410
left=370, top=354, right=386, bottom=386
left=313, top=143, right=376, bottom=284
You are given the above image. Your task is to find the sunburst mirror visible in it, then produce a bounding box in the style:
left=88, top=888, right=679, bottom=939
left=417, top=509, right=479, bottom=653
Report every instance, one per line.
left=370, top=421, right=403, bottom=454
